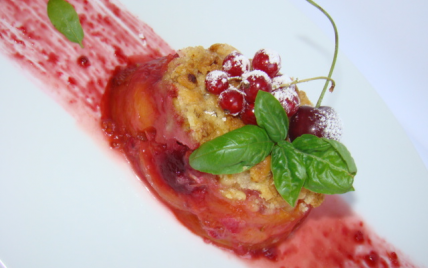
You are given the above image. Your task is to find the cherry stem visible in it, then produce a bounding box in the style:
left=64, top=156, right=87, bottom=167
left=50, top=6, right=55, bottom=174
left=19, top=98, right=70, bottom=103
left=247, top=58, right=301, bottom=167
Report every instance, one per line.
left=306, top=0, right=339, bottom=108
left=277, top=76, right=335, bottom=92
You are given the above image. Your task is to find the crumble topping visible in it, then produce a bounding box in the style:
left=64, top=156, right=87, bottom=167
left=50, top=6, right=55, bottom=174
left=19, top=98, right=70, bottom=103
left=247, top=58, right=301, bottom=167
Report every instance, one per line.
left=164, top=44, right=324, bottom=212
left=165, top=44, right=244, bottom=144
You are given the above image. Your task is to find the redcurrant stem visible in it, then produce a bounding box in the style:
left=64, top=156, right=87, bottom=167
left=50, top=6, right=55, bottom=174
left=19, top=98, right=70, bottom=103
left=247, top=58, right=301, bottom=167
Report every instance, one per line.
left=306, top=0, right=339, bottom=108
left=277, top=76, right=335, bottom=92
left=228, top=76, right=243, bottom=81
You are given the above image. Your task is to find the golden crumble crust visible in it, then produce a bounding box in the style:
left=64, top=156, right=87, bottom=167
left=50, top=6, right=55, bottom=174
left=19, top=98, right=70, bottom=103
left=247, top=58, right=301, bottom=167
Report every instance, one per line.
left=164, top=44, right=244, bottom=145
left=297, top=88, right=312, bottom=106
left=164, top=44, right=324, bottom=211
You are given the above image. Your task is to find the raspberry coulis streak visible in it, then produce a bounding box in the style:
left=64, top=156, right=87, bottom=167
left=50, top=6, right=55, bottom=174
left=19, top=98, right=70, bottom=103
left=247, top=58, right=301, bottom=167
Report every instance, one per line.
left=0, top=0, right=173, bottom=128
left=0, top=0, right=417, bottom=267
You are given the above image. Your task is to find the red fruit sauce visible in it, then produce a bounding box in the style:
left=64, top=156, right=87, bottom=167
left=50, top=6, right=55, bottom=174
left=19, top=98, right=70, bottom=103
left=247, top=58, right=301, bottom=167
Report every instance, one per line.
left=0, top=0, right=173, bottom=129
left=0, top=0, right=418, bottom=267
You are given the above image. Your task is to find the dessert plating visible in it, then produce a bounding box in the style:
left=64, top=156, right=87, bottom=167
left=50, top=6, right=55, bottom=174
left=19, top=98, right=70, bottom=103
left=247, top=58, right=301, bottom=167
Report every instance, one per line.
left=101, top=44, right=324, bottom=258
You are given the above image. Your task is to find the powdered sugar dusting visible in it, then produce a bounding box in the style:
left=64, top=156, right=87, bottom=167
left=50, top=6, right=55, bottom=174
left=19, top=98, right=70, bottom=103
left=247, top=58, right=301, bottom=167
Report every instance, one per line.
left=206, top=70, right=228, bottom=86
left=272, top=75, right=300, bottom=117
left=272, top=87, right=298, bottom=103
left=272, top=74, right=295, bottom=90
left=319, top=106, right=343, bottom=141
left=205, top=70, right=230, bottom=95
left=241, top=69, right=272, bottom=84
left=222, top=51, right=250, bottom=76
left=261, top=48, right=281, bottom=69
left=272, top=87, right=300, bottom=115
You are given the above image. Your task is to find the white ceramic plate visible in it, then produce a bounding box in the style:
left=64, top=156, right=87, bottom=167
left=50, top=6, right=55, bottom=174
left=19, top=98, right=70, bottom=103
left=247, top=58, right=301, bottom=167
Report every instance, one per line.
left=289, top=0, right=428, bottom=172
left=1, top=0, right=427, bottom=267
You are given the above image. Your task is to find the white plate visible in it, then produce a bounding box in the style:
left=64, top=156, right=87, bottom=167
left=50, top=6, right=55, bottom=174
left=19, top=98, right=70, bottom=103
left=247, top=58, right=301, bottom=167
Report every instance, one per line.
left=1, top=0, right=427, bottom=267
left=289, top=0, right=428, bottom=171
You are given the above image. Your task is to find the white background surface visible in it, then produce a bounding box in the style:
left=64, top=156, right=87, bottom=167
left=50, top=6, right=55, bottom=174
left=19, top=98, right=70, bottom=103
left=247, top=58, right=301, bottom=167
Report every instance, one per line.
left=289, top=0, right=428, bottom=171
left=1, top=0, right=428, bottom=267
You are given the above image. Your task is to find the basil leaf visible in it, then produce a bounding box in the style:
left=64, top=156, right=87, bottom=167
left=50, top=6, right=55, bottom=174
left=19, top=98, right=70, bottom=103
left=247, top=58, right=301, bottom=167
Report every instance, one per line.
left=292, top=134, right=355, bottom=194
left=272, top=142, right=307, bottom=206
left=189, top=125, right=274, bottom=174
left=47, top=0, right=84, bottom=47
left=323, top=138, right=357, bottom=175
left=254, top=91, right=289, bottom=143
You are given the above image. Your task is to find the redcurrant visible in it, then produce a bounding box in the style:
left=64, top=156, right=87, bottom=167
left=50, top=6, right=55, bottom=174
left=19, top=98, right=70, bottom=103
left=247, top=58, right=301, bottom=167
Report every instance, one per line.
left=240, top=70, right=272, bottom=104
left=205, top=70, right=229, bottom=95
left=219, top=88, right=245, bottom=115
left=252, top=49, right=281, bottom=78
left=222, top=51, right=250, bottom=77
left=240, top=103, right=257, bottom=125
left=272, top=87, right=300, bottom=118
left=272, top=75, right=292, bottom=90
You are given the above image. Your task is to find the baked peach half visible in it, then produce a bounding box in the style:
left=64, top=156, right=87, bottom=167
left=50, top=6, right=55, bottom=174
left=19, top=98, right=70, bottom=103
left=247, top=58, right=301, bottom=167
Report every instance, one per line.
left=101, top=44, right=323, bottom=258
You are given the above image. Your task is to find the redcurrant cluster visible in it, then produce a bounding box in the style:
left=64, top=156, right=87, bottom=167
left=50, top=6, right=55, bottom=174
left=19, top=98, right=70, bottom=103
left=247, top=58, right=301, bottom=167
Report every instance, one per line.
left=205, top=49, right=300, bottom=125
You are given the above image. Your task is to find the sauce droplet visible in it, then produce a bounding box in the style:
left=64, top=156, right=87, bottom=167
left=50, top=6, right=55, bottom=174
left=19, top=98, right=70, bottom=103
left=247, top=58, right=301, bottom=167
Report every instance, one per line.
left=77, top=55, right=90, bottom=68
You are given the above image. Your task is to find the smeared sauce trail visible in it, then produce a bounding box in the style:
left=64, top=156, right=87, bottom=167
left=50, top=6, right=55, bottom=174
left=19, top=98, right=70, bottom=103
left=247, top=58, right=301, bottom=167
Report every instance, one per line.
left=0, top=0, right=173, bottom=127
left=0, top=0, right=418, bottom=267
left=246, top=196, right=416, bottom=267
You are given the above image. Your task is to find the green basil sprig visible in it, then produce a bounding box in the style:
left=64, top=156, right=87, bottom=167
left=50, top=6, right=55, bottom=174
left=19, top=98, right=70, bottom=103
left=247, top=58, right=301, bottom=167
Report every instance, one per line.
left=189, top=125, right=274, bottom=174
left=189, top=91, right=357, bottom=206
left=271, top=141, right=307, bottom=206
left=47, top=0, right=84, bottom=47
left=255, top=90, right=289, bottom=143
left=291, top=135, right=356, bottom=194
left=273, top=137, right=355, bottom=205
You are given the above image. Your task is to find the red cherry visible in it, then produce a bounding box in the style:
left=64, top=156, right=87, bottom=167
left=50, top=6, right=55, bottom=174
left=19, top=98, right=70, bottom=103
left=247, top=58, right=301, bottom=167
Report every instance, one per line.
left=252, top=49, right=281, bottom=78
left=288, top=106, right=342, bottom=141
left=241, top=70, right=272, bottom=104
left=222, top=51, right=250, bottom=77
left=205, top=70, right=229, bottom=95
left=240, top=103, right=257, bottom=125
left=219, top=88, right=245, bottom=115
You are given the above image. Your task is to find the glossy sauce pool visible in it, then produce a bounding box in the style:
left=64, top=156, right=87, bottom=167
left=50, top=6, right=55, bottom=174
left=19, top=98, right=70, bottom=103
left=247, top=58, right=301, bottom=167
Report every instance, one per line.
left=0, top=0, right=418, bottom=267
